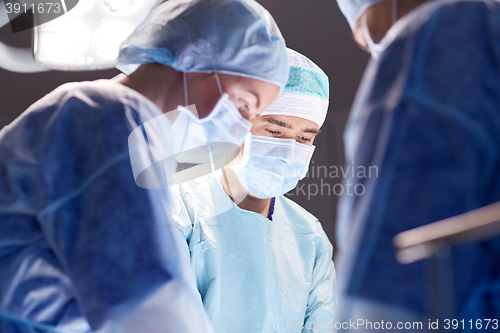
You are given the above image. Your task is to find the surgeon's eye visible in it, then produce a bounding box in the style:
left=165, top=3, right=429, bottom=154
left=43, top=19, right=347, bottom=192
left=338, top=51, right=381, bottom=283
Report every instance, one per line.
left=299, top=136, right=311, bottom=143
left=267, top=129, right=281, bottom=135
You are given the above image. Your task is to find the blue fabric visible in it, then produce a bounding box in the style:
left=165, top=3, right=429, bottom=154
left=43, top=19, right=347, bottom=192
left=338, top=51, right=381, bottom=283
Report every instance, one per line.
left=117, top=0, right=289, bottom=91
left=267, top=197, right=276, bottom=221
left=171, top=171, right=337, bottom=333
left=0, top=311, right=85, bottom=333
left=0, top=80, right=208, bottom=332
left=336, top=0, right=500, bottom=327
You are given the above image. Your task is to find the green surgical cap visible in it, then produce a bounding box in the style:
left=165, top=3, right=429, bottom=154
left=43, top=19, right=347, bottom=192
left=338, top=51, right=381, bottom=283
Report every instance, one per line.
left=262, top=49, right=329, bottom=128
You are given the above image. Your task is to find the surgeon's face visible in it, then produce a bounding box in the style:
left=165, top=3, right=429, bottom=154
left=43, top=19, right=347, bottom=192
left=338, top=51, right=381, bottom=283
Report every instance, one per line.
left=353, top=0, right=428, bottom=51
left=353, top=0, right=394, bottom=51
left=186, top=73, right=280, bottom=121
left=250, top=115, right=321, bottom=146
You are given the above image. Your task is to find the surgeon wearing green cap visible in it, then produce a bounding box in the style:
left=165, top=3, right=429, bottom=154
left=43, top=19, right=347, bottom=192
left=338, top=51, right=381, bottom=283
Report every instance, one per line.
left=171, top=49, right=336, bottom=333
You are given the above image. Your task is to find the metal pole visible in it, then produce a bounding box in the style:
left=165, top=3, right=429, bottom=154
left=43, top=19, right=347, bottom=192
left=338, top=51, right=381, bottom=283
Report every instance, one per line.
left=428, top=243, right=454, bottom=333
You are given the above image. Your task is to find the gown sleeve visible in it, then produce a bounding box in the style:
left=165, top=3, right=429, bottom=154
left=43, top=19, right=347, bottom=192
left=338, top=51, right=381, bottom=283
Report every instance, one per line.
left=336, top=0, right=500, bottom=324
left=303, top=224, right=337, bottom=333
left=24, top=87, right=213, bottom=333
left=170, top=184, right=195, bottom=244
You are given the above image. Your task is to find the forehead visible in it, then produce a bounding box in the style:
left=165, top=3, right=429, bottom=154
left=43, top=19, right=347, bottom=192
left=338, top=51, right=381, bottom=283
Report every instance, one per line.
left=253, top=114, right=319, bottom=125
left=220, top=74, right=280, bottom=95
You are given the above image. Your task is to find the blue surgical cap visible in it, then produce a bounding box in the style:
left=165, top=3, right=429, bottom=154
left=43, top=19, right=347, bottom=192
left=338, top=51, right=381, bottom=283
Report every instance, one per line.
left=337, top=0, right=386, bottom=29
left=117, top=0, right=289, bottom=91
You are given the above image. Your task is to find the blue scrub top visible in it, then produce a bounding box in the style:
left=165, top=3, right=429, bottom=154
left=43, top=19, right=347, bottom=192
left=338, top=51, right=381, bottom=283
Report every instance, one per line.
left=171, top=171, right=337, bottom=333
left=0, top=80, right=208, bottom=332
left=336, top=0, right=500, bottom=325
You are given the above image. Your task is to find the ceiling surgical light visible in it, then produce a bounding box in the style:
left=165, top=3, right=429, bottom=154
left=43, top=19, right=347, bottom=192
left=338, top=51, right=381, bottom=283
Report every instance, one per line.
left=92, top=20, right=134, bottom=60
left=0, top=0, right=159, bottom=72
left=66, top=0, right=93, bottom=16
left=33, top=0, right=159, bottom=70
left=0, top=0, right=48, bottom=72
left=36, top=19, right=90, bottom=66
left=102, top=0, right=145, bottom=16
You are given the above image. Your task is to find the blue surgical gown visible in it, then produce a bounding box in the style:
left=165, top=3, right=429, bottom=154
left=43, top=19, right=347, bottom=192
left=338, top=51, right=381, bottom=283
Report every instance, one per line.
left=0, top=80, right=212, bottom=333
left=171, top=171, right=336, bottom=333
left=336, top=0, right=500, bottom=328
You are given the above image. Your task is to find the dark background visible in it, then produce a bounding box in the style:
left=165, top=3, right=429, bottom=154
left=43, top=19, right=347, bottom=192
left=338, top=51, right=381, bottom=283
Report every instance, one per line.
left=0, top=0, right=369, bottom=248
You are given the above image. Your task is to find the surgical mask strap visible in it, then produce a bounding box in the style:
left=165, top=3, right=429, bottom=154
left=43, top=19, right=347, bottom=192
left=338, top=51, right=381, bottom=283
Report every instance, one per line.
left=183, top=72, right=189, bottom=107
left=392, top=0, right=398, bottom=24
left=215, top=73, right=224, bottom=97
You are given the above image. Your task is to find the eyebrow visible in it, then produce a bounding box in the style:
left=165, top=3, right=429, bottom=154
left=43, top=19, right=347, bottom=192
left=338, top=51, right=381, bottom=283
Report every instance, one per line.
left=304, top=128, right=321, bottom=135
left=263, top=117, right=321, bottom=135
left=263, top=117, right=293, bottom=129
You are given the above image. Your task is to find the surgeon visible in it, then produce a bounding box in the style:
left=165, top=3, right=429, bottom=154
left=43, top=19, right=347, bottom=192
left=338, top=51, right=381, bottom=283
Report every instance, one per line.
left=0, top=1, right=288, bottom=332
left=171, top=48, right=336, bottom=333
left=334, top=0, right=500, bottom=328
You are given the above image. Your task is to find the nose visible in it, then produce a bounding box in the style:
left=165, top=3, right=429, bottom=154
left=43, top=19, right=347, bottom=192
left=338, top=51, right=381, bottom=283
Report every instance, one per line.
left=228, top=98, right=254, bottom=121
left=239, top=109, right=255, bottom=121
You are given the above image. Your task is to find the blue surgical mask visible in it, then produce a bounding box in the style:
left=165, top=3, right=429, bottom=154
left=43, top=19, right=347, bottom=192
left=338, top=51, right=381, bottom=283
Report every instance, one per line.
left=128, top=74, right=251, bottom=189
left=230, top=134, right=315, bottom=199
left=171, top=74, right=252, bottom=165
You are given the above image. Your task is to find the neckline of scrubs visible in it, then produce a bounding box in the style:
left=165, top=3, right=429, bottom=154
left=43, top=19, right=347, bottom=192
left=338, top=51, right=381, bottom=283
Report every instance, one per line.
left=213, top=170, right=276, bottom=222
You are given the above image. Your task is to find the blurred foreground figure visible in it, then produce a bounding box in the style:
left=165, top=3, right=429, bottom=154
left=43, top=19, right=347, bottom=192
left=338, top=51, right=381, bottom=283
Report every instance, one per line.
left=335, top=0, right=500, bottom=329
left=0, top=0, right=288, bottom=332
left=171, top=49, right=336, bottom=333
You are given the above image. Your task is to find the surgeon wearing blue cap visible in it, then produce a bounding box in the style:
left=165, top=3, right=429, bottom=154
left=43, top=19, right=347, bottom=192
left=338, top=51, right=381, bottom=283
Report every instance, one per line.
left=335, top=0, right=500, bottom=328
left=171, top=49, right=335, bottom=333
left=0, top=0, right=288, bottom=332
